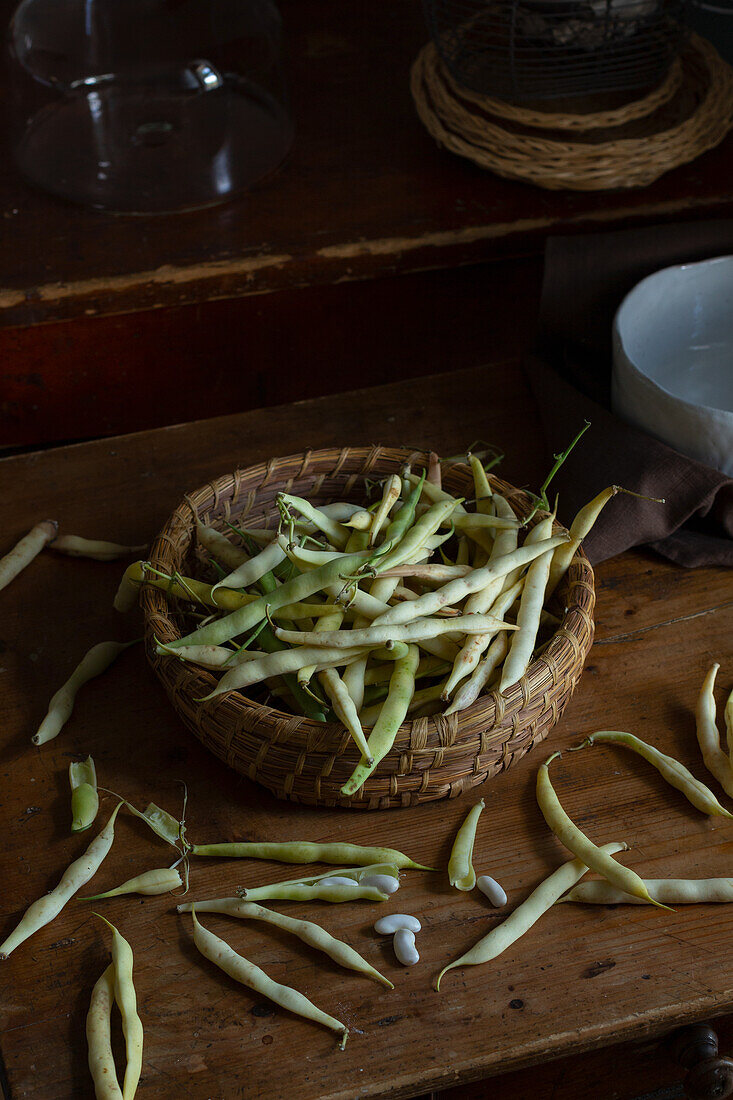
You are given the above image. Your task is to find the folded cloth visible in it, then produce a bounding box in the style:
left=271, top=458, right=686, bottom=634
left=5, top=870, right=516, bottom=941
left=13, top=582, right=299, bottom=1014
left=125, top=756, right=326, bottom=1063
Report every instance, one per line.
left=524, top=220, right=733, bottom=567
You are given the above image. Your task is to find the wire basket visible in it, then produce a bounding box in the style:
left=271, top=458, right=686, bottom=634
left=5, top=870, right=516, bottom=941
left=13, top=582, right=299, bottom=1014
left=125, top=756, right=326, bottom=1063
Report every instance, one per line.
left=142, top=446, right=595, bottom=810
left=423, top=0, right=687, bottom=101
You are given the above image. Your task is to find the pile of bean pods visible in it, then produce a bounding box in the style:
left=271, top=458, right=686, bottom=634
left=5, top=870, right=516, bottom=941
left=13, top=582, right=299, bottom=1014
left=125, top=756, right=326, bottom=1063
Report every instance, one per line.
left=436, top=662, right=733, bottom=988
left=115, top=447, right=630, bottom=795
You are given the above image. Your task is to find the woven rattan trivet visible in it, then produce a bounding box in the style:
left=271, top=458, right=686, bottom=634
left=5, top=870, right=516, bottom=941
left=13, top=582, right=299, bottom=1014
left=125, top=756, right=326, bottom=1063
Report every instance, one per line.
left=411, top=32, right=733, bottom=191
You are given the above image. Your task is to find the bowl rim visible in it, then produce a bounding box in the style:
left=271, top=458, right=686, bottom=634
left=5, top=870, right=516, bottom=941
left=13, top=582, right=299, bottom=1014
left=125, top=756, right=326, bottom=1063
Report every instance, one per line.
left=612, top=253, right=733, bottom=419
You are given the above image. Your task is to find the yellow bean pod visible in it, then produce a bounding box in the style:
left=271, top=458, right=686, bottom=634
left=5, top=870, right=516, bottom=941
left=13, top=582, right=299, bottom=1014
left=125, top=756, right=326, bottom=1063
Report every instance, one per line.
left=537, top=753, right=667, bottom=909
left=70, top=756, right=99, bottom=833
left=448, top=799, right=485, bottom=892
left=191, top=908, right=349, bottom=1048
left=96, top=916, right=143, bottom=1100
left=86, top=963, right=123, bottom=1100
left=437, top=841, right=627, bottom=989
left=574, top=730, right=733, bottom=818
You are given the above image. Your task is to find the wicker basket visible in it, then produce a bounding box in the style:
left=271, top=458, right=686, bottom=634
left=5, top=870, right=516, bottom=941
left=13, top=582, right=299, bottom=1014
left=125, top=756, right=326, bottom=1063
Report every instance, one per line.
left=142, top=446, right=595, bottom=809
left=411, top=32, right=733, bottom=191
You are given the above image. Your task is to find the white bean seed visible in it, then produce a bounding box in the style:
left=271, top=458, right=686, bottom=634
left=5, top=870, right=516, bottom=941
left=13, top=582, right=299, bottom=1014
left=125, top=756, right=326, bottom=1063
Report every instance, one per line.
left=393, top=928, right=419, bottom=966
left=359, top=874, right=399, bottom=895
left=374, top=914, right=421, bottom=935
left=477, top=875, right=507, bottom=907
left=318, top=876, right=361, bottom=887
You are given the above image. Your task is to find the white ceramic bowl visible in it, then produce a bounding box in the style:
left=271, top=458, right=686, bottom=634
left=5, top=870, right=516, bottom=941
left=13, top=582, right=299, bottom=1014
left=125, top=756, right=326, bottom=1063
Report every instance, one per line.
left=612, top=255, right=733, bottom=476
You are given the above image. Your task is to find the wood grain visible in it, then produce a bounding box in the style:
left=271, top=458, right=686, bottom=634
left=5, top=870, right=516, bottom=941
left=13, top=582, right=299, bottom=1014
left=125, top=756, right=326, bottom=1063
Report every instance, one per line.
left=0, top=364, right=731, bottom=1100
left=0, top=0, right=733, bottom=327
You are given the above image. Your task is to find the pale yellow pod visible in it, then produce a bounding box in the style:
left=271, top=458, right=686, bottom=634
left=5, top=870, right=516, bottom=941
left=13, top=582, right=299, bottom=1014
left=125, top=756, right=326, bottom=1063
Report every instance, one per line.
left=33, top=641, right=137, bottom=746
left=0, top=519, right=57, bottom=593
left=82, top=868, right=183, bottom=900
left=696, top=664, right=733, bottom=798
left=97, top=916, right=143, bottom=1100
left=191, top=908, right=349, bottom=1048
left=50, top=535, right=147, bottom=561
left=448, top=799, right=485, bottom=891
left=86, top=964, right=123, bottom=1100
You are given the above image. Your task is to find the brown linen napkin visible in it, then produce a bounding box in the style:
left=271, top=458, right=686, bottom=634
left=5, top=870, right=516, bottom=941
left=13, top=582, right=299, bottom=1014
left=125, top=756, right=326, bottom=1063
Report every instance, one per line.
left=524, top=220, right=733, bottom=567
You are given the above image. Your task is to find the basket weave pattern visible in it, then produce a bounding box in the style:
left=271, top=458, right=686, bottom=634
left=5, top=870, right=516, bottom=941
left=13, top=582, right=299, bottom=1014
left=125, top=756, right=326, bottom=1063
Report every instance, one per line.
left=142, top=446, right=595, bottom=809
left=411, top=32, right=733, bottom=191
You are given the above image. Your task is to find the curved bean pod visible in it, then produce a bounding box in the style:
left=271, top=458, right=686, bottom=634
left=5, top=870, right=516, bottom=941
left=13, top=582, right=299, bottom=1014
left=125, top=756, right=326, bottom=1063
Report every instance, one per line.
left=436, top=841, right=626, bottom=989
left=70, top=756, right=99, bottom=833
left=211, top=538, right=286, bottom=596
left=341, top=644, right=420, bottom=795
left=537, top=753, right=665, bottom=909
left=560, top=878, right=733, bottom=905
left=82, top=867, right=182, bottom=900
left=97, top=916, right=143, bottom=1100
left=33, top=641, right=137, bottom=746
left=196, top=522, right=249, bottom=571
left=371, top=535, right=567, bottom=629
left=170, top=548, right=373, bottom=650
left=0, top=802, right=122, bottom=959
left=182, top=884, right=388, bottom=905
left=448, top=799, right=485, bottom=892
left=86, top=964, right=123, bottom=1100
left=275, top=613, right=515, bottom=651
left=369, top=474, right=402, bottom=545
left=499, top=514, right=555, bottom=692
left=50, top=535, right=147, bottom=561
left=190, top=840, right=430, bottom=870
left=278, top=493, right=350, bottom=549
left=442, top=578, right=523, bottom=700
left=575, top=730, right=733, bottom=818
left=190, top=908, right=349, bottom=1048
left=696, top=664, right=733, bottom=798
left=0, top=519, right=57, bottom=593
left=232, top=862, right=399, bottom=897
left=184, top=900, right=393, bottom=987
left=443, top=632, right=509, bottom=716
left=373, top=499, right=461, bottom=573
left=545, top=486, right=620, bottom=599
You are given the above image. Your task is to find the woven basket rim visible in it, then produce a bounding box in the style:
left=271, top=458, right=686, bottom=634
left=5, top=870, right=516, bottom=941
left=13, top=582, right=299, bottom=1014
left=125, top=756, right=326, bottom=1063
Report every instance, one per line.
left=410, top=32, right=733, bottom=191
left=141, top=445, right=595, bottom=807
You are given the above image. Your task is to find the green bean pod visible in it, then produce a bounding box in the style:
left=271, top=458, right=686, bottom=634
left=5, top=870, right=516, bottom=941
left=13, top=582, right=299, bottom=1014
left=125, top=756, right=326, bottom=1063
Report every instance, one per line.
left=448, top=799, right=485, bottom=891
left=437, top=841, right=627, bottom=989
left=82, top=867, right=183, bottom=900
left=182, top=884, right=388, bottom=905
left=125, top=801, right=184, bottom=848
left=0, top=802, right=122, bottom=959
left=341, top=644, right=420, bottom=796
left=537, top=753, right=667, bottom=909
left=574, top=730, right=733, bottom=818
left=560, top=877, right=733, bottom=905
left=189, top=839, right=430, bottom=870
left=191, top=908, right=348, bottom=1048
left=231, top=862, right=400, bottom=899
left=86, top=963, right=123, bottom=1100
left=70, top=756, right=99, bottom=833
left=182, top=900, right=393, bottom=986
left=96, top=916, right=143, bottom=1100
left=170, top=548, right=374, bottom=649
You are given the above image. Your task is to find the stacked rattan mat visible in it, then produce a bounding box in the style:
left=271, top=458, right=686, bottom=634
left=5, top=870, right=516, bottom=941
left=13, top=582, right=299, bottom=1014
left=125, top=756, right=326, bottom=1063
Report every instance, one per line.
left=411, top=32, right=733, bottom=190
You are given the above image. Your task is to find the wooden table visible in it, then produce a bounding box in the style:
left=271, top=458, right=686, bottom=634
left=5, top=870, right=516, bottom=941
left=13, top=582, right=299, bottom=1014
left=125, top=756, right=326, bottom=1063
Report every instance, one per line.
left=1, top=363, right=732, bottom=1099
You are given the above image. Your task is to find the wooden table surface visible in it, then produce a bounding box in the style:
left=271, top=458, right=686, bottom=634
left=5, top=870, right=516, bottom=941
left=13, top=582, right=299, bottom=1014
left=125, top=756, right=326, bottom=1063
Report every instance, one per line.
left=2, top=0, right=733, bottom=329
left=1, top=362, right=732, bottom=1100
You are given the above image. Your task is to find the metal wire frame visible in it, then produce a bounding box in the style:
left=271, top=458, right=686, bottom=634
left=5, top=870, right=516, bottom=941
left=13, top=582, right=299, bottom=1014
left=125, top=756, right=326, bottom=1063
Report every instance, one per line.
left=423, top=0, right=687, bottom=101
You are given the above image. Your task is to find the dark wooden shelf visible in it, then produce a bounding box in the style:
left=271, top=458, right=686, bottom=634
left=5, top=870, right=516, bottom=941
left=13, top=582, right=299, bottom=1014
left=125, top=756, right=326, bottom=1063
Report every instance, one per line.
left=2, top=0, right=733, bottom=329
